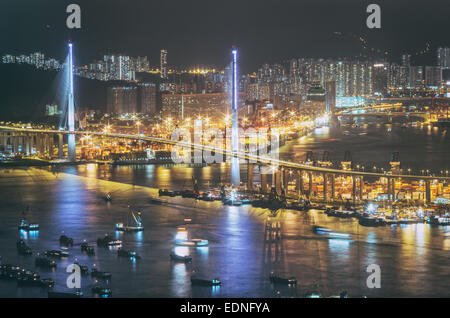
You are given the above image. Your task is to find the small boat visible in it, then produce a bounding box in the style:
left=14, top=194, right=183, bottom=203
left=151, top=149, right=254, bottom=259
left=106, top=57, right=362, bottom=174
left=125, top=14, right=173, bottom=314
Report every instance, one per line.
left=48, top=289, right=83, bottom=298
left=104, top=193, right=112, bottom=201
left=329, top=291, right=349, bottom=298
left=325, top=208, right=355, bottom=218
left=80, top=242, right=95, bottom=255
left=91, top=268, right=112, bottom=280
left=35, top=257, right=57, bottom=269
left=44, top=250, right=69, bottom=259
left=176, top=239, right=208, bottom=247
left=170, top=252, right=192, bottom=263
left=17, top=277, right=54, bottom=288
left=92, top=285, right=112, bottom=297
left=115, top=209, right=144, bottom=232
left=18, top=218, right=39, bottom=231
left=74, top=261, right=89, bottom=275
left=59, top=235, right=74, bottom=247
left=159, top=189, right=176, bottom=197
left=358, top=214, right=385, bottom=227
left=0, top=265, right=25, bottom=280
left=117, top=248, right=141, bottom=259
left=181, top=190, right=199, bottom=199
left=312, top=226, right=351, bottom=239
left=269, top=272, right=297, bottom=285
left=190, top=277, right=221, bottom=286
left=398, top=217, right=424, bottom=225
left=17, top=239, right=32, bottom=255
left=97, top=234, right=122, bottom=247
left=427, top=216, right=450, bottom=226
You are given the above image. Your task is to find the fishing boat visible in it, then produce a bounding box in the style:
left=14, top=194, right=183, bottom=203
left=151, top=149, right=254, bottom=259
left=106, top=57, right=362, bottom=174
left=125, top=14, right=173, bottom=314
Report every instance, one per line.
left=18, top=218, right=39, bottom=231
left=115, top=208, right=144, bottom=232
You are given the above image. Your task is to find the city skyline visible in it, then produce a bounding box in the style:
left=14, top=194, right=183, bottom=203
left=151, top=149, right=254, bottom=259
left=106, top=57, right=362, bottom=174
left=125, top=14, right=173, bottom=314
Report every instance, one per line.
left=2, top=0, right=450, bottom=73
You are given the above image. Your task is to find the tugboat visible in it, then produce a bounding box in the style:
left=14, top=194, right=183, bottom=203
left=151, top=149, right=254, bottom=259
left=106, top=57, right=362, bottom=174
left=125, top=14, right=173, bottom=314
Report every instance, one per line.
left=115, top=208, right=144, bottom=232
left=269, top=272, right=297, bottom=285
left=92, top=285, right=112, bottom=297
left=59, top=235, right=74, bottom=247
left=117, top=248, right=141, bottom=259
left=190, top=277, right=222, bottom=286
left=44, top=250, right=69, bottom=259
left=35, top=257, right=57, bottom=269
left=17, top=239, right=32, bottom=255
left=18, top=218, right=39, bottom=231
left=80, top=242, right=95, bottom=255
left=170, top=252, right=192, bottom=263
left=91, top=268, right=112, bottom=280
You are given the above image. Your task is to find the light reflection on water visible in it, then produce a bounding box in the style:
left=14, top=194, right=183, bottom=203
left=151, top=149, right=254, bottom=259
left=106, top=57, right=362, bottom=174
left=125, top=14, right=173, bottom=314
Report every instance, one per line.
left=0, top=121, right=449, bottom=297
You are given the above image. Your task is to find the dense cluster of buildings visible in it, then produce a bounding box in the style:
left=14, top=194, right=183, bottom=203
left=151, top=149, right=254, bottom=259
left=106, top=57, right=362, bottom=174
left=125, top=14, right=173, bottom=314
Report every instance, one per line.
left=3, top=47, right=450, bottom=119
left=2, top=52, right=61, bottom=71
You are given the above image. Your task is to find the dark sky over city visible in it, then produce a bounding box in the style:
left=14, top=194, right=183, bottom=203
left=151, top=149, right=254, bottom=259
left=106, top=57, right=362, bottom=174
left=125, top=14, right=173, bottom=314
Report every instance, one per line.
left=1, top=0, right=450, bottom=72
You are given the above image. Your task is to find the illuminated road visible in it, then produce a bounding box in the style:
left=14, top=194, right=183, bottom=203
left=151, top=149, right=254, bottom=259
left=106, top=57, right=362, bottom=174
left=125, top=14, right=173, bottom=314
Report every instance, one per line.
left=1, top=125, right=449, bottom=181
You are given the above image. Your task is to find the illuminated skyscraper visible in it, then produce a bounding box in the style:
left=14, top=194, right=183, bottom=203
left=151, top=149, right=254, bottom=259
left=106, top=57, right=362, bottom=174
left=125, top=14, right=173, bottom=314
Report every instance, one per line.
left=160, top=49, right=168, bottom=79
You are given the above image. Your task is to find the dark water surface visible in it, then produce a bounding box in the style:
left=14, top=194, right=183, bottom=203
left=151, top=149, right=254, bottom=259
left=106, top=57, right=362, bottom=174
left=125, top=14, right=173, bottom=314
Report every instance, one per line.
left=0, top=121, right=449, bottom=298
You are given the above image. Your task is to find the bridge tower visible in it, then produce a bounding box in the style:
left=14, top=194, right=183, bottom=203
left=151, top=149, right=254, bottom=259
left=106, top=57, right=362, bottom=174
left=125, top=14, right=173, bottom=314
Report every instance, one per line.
left=230, top=46, right=240, bottom=187
left=67, top=41, right=76, bottom=162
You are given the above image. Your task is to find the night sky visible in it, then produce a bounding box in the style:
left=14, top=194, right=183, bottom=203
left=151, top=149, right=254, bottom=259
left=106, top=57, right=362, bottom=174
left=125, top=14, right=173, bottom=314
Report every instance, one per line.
left=1, top=0, right=450, bottom=72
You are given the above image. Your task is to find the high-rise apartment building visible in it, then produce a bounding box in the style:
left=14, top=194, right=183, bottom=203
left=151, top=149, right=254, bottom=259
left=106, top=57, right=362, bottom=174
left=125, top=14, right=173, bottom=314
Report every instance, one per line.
left=138, top=83, right=159, bottom=115
left=437, top=47, right=450, bottom=69
left=106, top=86, right=138, bottom=114
left=160, top=49, right=168, bottom=79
